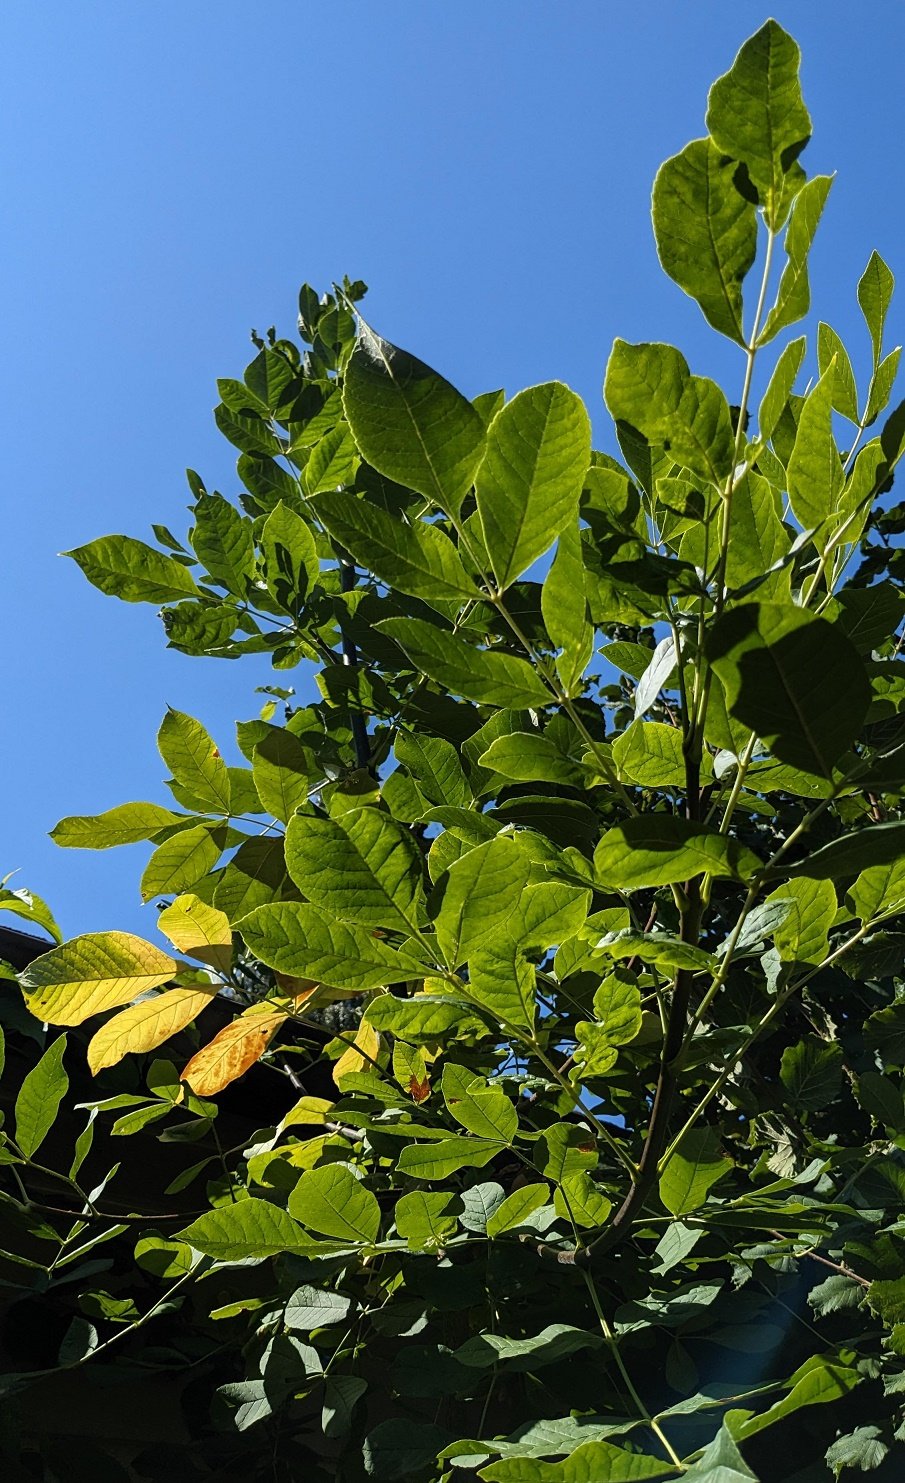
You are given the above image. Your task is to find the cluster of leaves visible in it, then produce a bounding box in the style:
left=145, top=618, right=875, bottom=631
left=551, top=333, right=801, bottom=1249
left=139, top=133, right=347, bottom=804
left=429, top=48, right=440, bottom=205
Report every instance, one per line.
left=4, top=19, right=905, bottom=1481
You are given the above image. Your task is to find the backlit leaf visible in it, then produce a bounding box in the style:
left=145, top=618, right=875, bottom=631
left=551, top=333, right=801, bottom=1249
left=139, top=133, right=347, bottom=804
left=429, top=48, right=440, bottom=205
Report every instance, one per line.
left=20, top=933, right=176, bottom=1026
left=87, top=986, right=216, bottom=1074
left=238, top=902, right=427, bottom=990
left=706, top=19, right=810, bottom=230
left=476, top=382, right=591, bottom=589
left=659, top=1127, right=730, bottom=1216
left=288, top=1163, right=381, bottom=1242
left=15, top=1034, right=68, bottom=1157
left=311, top=490, right=477, bottom=603
left=181, top=1005, right=287, bottom=1095
left=343, top=320, right=485, bottom=516
left=179, top=1198, right=308, bottom=1259
left=653, top=136, right=756, bottom=344
left=377, top=616, right=550, bottom=709
left=65, top=535, right=200, bottom=604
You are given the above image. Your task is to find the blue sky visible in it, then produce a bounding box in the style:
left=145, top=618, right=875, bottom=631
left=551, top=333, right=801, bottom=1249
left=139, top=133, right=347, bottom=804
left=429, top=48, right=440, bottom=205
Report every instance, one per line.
left=3, top=1, right=905, bottom=943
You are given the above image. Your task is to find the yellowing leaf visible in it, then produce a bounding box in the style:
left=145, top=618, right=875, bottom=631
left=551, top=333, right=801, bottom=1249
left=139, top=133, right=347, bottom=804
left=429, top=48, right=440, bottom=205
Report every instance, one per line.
left=87, top=986, right=218, bottom=1074
left=181, top=1006, right=287, bottom=1095
left=334, top=1020, right=381, bottom=1088
left=157, top=894, right=233, bottom=973
left=20, top=933, right=176, bottom=1026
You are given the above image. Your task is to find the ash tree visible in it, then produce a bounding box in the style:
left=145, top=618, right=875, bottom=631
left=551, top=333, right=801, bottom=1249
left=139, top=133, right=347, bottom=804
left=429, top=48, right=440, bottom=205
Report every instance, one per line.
left=4, top=19, right=905, bottom=1483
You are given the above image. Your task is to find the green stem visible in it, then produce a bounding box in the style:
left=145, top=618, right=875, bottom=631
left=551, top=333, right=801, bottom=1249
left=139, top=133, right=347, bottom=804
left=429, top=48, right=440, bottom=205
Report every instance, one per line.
left=582, top=1269, right=684, bottom=1471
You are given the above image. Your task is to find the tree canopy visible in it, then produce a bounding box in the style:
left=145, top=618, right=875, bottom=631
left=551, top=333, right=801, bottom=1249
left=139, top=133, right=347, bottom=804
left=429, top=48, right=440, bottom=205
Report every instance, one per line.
left=4, top=19, right=905, bottom=1482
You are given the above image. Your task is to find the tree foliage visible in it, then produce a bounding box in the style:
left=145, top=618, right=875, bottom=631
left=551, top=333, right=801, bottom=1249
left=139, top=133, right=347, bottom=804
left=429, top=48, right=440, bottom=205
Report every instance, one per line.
left=4, top=19, right=905, bottom=1481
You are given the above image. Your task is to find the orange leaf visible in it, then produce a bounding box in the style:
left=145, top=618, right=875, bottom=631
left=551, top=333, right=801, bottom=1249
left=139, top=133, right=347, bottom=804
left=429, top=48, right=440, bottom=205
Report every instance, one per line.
left=181, top=1006, right=287, bottom=1095
left=409, top=1076, right=431, bottom=1105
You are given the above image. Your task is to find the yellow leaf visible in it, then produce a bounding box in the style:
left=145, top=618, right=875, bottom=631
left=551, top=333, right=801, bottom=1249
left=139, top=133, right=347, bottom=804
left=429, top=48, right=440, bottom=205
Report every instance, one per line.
left=87, top=986, right=218, bottom=1074
left=157, top=894, right=233, bottom=973
left=181, top=1006, right=287, bottom=1095
left=20, top=932, right=176, bottom=1026
left=334, top=1020, right=381, bottom=1088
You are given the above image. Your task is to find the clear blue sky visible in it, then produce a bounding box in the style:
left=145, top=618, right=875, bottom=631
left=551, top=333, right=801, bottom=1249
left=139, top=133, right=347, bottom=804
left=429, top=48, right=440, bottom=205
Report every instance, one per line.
left=3, top=1, right=905, bottom=943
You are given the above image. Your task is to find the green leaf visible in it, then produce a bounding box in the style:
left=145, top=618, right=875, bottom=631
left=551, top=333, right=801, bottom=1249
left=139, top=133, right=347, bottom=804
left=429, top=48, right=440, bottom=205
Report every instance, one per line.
left=479, top=732, right=588, bottom=788
left=396, top=1136, right=506, bottom=1181
left=786, top=364, right=845, bottom=536
left=442, top=1064, right=517, bottom=1141
left=659, top=1127, right=730, bottom=1216
left=215, top=401, right=282, bottom=456
left=825, top=1427, right=887, bottom=1477
left=817, top=323, right=859, bottom=423
left=311, top=490, right=476, bottom=603
left=284, top=1284, right=353, bottom=1329
left=596, top=931, right=717, bottom=973
left=721, top=472, right=792, bottom=594
left=288, top=1163, right=381, bottom=1242
left=604, top=340, right=734, bottom=484
left=706, top=19, right=811, bottom=230
left=848, top=857, right=905, bottom=922
left=612, top=721, right=688, bottom=788
left=14, top=1034, right=68, bottom=1158
left=238, top=903, right=427, bottom=991
left=158, top=709, right=231, bottom=814
left=707, top=603, right=870, bottom=777
left=323, top=1375, right=368, bottom=1440
left=681, top=1425, right=757, bottom=1481
left=478, top=1440, right=669, bottom=1482
left=535, top=1123, right=597, bottom=1182
left=259, top=501, right=319, bottom=612
left=784, top=821, right=905, bottom=881
left=178, top=1197, right=308, bottom=1258
left=595, top=817, right=760, bottom=890
left=365, top=993, right=484, bottom=1042
left=0, top=885, right=62, bottom=944
left=652, top=137, right=756, bottom=344
left=779, top=1037, right=843, bottom=1110
left=432, top=835, right=533, bottom=967
left=394, top=1190, right=461, bottom=1248
left=377, top=617, right=550, bottom=709
left=542, top=521, right=594, bottom=695
left=303, top=423, right=360, bottom=495
left=285, top=806, right=424, bottom=932
left=475, top=382, right=591, bottom=589
left=726, top=1353, right=859, bottom=1441
left=486, top=1184, right=550, bottom=1237
left=66, top=535, right=200, bottom=604
left=363, top=1420, right=450, bottom=1480
left=140, top=823, right=222, bottom=902
left=343, top=320, right=485, bottom=516
left=20, top=932, right=176, bottom=1025
left=759, top=176, right=833, bottom=342
left=758, top=336, right=806, bottom=444
left=252, top=728, right=310, bottom=823
left=395, top=731, right=470, bottom=809
left=190, top=494, right=255, bottom=591
left=554, top=1172, right=612, bottom=1230
left=244, top=346, right=296, bottom=413
left=214, top=835, right=289, bottom=922
left=457, top=1324, right=602, bottom=1372
left=858, top=250, right=895, bottom=365
left=50, top=802, right=186, bottom=850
